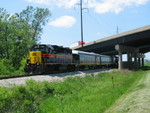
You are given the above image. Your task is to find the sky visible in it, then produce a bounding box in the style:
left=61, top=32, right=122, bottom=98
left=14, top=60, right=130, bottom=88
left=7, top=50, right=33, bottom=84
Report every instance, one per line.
left=0, top=0, right=150, bottom=59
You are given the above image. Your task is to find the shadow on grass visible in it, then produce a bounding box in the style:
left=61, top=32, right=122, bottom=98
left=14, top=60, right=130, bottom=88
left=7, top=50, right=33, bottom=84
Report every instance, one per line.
left=141, top=66, right=150, bottom=71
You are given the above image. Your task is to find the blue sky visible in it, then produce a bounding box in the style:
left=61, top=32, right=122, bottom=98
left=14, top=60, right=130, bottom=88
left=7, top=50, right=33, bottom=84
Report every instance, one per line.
left=0, top=0, right=150, bottom=59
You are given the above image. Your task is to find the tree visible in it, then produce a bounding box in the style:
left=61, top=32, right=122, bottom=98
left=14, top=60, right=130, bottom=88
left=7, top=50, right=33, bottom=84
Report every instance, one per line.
left=0, top=8, right=10, bottom=59
left=19, top=6, right=51, bottom=42
left=0, top=6, right=51, bottom=70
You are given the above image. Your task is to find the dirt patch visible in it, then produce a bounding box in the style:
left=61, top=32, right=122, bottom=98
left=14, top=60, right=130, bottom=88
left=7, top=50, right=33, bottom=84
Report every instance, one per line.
left=104, top=72, right=150, bottom=113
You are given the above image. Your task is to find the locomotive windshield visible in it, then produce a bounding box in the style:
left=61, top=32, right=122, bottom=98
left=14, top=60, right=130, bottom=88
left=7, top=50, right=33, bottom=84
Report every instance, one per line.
left=31, top=45, right=48, bottom=53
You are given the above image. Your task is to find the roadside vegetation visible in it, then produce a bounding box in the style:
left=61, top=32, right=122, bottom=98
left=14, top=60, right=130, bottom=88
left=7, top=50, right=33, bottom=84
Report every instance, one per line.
left=145, top=62, right=150, bottom=66
left=104, top=70, right=150, bottom=113
left=0, top=70, right=147, bottom=113
left=0, top=6, right=51, bottom=77
left=0, top=58, right=26, bottom=77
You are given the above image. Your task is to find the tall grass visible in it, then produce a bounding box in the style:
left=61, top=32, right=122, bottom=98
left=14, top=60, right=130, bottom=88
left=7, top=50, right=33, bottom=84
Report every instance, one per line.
left=0, top=70, right=147, bottom=113
left=39, top=70, right=145, bottom=113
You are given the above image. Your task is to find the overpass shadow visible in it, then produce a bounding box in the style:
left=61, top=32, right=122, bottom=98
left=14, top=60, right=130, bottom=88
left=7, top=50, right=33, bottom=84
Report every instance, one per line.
left=141, top=66, right=150, bottom=71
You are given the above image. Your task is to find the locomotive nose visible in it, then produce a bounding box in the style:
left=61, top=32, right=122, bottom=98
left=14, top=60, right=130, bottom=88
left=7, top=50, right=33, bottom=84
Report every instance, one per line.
left=30, top=51, right=42, bottom=64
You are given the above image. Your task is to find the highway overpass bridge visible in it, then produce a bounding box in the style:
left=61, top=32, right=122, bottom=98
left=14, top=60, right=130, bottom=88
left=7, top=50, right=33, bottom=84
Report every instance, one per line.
left=73, top=25, right=150, bottom=70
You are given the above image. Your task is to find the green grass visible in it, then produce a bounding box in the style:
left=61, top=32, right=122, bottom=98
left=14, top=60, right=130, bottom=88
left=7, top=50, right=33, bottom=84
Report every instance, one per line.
left=39, top=70, right=145, bottom=113
left=145, top=62, right=150, bottom=66
left=0, top=70, right=148, bottom=113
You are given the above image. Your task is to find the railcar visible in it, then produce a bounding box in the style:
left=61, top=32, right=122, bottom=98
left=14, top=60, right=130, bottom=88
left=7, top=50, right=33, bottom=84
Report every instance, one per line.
left=25, top=44, right=117, bottom=74
left=72, top=50, right=117, bottom=69
left=72, top=50, right=100, bottom=69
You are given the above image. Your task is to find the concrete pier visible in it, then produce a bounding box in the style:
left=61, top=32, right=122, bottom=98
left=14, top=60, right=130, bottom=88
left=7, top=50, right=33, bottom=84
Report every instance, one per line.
left=115, top=45, right=145, bottom=70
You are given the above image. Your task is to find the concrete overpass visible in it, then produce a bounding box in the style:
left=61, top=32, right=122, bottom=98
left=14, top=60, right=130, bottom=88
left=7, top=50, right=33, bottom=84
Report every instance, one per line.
left=73, top=25, right=150, bottom=70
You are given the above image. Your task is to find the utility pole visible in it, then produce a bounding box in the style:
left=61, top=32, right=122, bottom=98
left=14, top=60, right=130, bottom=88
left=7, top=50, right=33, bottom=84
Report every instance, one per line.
left=80, top=0, right=84, bottom=47
left=117, top=26, right=119, bottom=34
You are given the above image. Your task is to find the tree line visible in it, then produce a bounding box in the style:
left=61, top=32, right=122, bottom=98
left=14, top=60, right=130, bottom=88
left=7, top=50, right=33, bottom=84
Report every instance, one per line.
left=0, top=6, right=51, bottom=75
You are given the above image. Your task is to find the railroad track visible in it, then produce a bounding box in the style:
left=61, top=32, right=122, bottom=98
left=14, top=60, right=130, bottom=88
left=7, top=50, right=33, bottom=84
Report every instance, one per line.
left=0, top=68, right=116, bottom=80
left=0, top=74, right=39, bottom=80
left=0, top=70, right=78, bottom=80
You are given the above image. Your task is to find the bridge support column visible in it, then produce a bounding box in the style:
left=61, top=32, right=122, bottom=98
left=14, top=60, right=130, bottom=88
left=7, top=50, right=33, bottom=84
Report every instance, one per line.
left=118, top=50, right=123, bottom=70
left=138, top=57, right=141, bottom=67
left=115, top=45, right=144, bottom=70
left=127, top=53, right=131, bottom=62
left=137, top=53, right=145, bottom=68
left=142, top=57, right=144, bottom=67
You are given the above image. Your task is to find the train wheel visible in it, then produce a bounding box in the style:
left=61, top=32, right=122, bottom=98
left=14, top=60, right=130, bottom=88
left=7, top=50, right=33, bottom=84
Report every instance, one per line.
left=32, top=65, right=43, bottom=75
left=75, top=65, right=79, bottom=71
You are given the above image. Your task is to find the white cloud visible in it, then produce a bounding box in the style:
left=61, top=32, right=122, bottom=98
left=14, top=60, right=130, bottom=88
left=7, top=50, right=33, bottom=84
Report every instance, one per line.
left=96, top=32, right=101, bottom=35
left=88, top=0, right=150, bottom=14
left=56, top=0, right=79, bottom=8
left=25, top=0, right=150, bottom=14
left=25, top=0, right=52, bottom=5
left=25, top=0, right=79, bottom=7
left=48, top=16, right=76, bottom=28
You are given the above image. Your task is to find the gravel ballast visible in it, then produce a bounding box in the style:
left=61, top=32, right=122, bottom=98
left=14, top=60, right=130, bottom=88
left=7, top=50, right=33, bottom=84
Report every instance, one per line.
left=0, top=69, right=112, bottom=87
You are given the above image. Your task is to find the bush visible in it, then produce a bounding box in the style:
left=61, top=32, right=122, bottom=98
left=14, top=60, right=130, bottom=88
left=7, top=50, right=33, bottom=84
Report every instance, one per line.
left=0, top=58, right=26, bottom=77
left=0, top=80, right=54, bottom=113
left=0, top=59, right=15, bottom=76
left=13, top=58, right=27, bottom=75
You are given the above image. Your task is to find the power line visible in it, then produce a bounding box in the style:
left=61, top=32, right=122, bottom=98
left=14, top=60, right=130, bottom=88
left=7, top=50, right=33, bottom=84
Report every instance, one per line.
left=87, top=13, right=113, bottom=35
left=74, top=7, right=114, bottom=40
left=96, top=14, right=115, bottom=30
left=84, top=14, right=107, bottom=34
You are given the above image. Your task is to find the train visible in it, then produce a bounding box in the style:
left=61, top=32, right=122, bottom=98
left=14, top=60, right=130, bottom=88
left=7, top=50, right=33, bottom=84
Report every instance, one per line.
left=25, top=44, right=118, bottom=74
